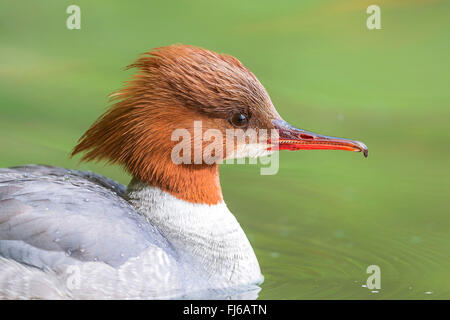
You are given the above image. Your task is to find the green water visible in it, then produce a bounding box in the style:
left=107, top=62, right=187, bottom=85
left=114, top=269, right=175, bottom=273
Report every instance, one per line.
left=1, top=0, right=449, bottom=299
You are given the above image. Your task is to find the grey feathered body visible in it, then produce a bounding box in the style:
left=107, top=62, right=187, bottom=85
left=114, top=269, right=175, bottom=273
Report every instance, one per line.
left=0, top=165, right=262, bottom=299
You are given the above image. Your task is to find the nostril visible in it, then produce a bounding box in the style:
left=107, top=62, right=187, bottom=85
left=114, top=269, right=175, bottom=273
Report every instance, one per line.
left=299, top=133, right=314, bottom=140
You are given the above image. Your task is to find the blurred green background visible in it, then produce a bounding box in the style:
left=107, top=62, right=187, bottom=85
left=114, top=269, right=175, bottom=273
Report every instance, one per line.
left=1, top=0, right=449, bottom=299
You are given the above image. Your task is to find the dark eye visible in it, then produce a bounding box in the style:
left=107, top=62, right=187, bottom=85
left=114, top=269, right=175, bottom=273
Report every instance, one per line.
left=229, top=113, right=248, bottom=128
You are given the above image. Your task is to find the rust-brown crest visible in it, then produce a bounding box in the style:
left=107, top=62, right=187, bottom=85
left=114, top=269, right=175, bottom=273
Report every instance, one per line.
left=72, top=44, right=279, bottom=204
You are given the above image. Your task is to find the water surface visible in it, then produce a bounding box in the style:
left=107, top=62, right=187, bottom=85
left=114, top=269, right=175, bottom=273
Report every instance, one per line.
left=1, top=0, right=449, bottom=299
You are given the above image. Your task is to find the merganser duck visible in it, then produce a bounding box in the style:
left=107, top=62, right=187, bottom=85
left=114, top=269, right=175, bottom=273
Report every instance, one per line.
left=0, top=45, right=367, bottom=299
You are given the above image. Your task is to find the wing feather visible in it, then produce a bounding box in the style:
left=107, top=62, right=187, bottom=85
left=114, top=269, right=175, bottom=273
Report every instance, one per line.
left=0, top=165, right=172, bottom=269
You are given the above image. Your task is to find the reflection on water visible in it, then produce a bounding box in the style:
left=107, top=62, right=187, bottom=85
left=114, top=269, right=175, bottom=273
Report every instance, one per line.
left=221, top=151, right=450, bottom=299
left=180, top=285, right=261, bottom=300
left=246, top=211, right=450, bottom=299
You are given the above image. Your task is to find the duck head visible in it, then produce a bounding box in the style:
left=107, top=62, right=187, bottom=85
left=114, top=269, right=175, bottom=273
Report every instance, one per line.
left=72, top=45, right=367, bottom=204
